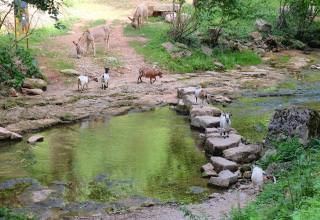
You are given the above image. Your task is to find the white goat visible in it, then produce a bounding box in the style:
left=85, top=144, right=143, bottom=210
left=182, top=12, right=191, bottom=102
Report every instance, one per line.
left=251, top=166, right=276, bottom=192
left=101, top=68, right=110, bottom=90
left=128, top=4, right=148, bottom=29
left=78, top=75, right=98, bottom=92
left=220, top=113, right=232, bottom=138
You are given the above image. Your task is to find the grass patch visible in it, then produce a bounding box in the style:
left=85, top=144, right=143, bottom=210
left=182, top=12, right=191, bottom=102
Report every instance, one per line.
left=51, top=59, right=75, bottom=70
left=278, top=55, right=291, bottom=63
left=232, top=139, right=320, bottom=220
left=0, top=207, right=33, bottom=220
left=81, top=19, right=106, bottom=31
left=124, top=22, right=261, bottom=73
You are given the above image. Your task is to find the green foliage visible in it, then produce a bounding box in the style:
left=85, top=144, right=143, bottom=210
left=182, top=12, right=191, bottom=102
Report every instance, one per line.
left=0, top=42, right=42, bottom=88
left=125, top=22, right=261, bottom=73
left=232, top=139, right=320, bottom=220
left=0, top=207, right=33, bottom=220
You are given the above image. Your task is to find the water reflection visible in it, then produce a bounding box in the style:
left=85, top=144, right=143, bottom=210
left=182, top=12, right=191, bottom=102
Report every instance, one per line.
left=0, top=107, right=210, bottom=203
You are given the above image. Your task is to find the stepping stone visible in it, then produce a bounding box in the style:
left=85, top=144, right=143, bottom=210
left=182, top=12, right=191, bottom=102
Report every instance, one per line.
left=175, top=99, right=189, bottom=114
left=223, top=143, right=262, bottom=163
left=182, top=94, right=197, bottom=106
left=205, top=134, right=242, bottom=155
left=28, top=135, right=44, bottom=144
left=191, top=116, right=220, bottom=130
left=208, top=170, right=238, bottom=188
left=22, top=88, right=43, bottom=96
left=210, top=156, right=238, bottom=172
left=190, top=106, right=222, bottom=118
left=177, top=87, right=196, bottom=98
left=202, top=170, right=218, bottom=178
left=201, top=163, right=214, bottom=172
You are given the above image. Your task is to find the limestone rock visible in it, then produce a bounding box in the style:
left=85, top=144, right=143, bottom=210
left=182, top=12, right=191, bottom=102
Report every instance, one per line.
left=202, top=170, right=218, bottom=178
left=22, top=88, right=44, bottom=96
left=191, top=116, right=220, bottom=130
left=205, top=134, right=242, bottom=155
left=9, top=88, right=19, bottom=97
left=28, top=135, right=44, bottom=144
left=190, top=106, right=222, bottom=118
left=175, top=99, right=189, bottom=114
left=177, top=87, right=196, bottom=98
left=0, top=127, right=22, bottom=141
left=23, top=78, right=47, bottom=91
left=223, top=143, right=262, bottom=163
left=201, top=163, right=214, bottom=172
left=208, top=170, right=238, bottom=188
left=210, top=157, right=238, bottom=172
left=266, top=106, right=320, bottom=146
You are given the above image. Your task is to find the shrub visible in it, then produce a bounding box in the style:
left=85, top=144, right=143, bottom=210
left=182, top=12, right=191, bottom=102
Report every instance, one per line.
left=0, top=41, right=42, bottom=88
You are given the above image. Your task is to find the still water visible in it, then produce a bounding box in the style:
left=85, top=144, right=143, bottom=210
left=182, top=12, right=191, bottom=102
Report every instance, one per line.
left=0, top=107, right=211, bottom=203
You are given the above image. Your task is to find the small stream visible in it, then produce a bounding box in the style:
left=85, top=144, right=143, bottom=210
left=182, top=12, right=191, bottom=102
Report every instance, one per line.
left=220, top=51, right=320, bottom=142
left=0, top=107, right=213, bottom=204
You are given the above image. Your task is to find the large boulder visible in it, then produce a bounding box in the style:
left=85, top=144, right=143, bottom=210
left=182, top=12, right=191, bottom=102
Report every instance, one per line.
left=22, top=78, right=47, bottom=91
left=0, top=127, right=22, bottom=141
left=223, top=143, right=262, bottom=163
left=190, top=106, right=222, bottom=118
left=175, top=99, right=189, bottom=114
left=205, top=134, right=242, bottom=155
left=191, top=116, right=220, bottom=130
left=210, top=157, right=238, bottom=172
left=255, top=19, right=272, bottom=32
left=208, top=170, right=238, bottom=188
left=266, top=106, right=320, bottom=145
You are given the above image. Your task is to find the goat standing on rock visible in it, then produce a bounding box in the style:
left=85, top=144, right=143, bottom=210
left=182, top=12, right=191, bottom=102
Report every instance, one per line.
left=137, top=67, right=163, bottom=84
left=101, top=68, right=110, bottom=90
left=220, top=113, right=232, bottom=138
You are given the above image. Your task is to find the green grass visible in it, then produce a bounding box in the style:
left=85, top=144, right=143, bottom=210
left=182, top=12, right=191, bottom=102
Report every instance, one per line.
left=0, top=207, right=33, bottom=220
left=232, top=139, right=320, bottom=220
left=81, top=19, right=106, bottom=31
left=124, top=21, right=261, bottom=73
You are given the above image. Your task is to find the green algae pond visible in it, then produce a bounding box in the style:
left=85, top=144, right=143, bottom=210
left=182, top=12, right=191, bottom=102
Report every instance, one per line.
left=0, top=107, right=212, bottom=204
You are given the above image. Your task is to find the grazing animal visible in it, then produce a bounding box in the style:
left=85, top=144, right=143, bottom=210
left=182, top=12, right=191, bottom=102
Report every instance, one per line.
left=78, top=29, right=96, bottom=57
left=194, top=87, right=208, bottom=105
left=137, top=67, right=163, bottom=84
left=128, top=4, right=148, bottom=29
left=73, top=41, right=85, bottom=59
left=101, top=68, right=110, bottom=90
left=251, top=166, right=276, bottom=192
left=78, top=75, right=98, bottom=92
left=220, top=113, right=232, bottom=138
left=103, top=24, right=111, bottom=51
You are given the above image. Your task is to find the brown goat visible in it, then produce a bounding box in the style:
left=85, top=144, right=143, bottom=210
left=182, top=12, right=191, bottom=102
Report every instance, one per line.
left=137, top=67, right=163, bottom=84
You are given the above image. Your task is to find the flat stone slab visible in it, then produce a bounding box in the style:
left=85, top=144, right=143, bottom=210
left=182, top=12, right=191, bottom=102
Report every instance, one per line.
left=205, top=134, right=242, bottom=155
left=0, top=127, right=22, bottom=141
left=223, top=143, right=262, bottom=163
left=201, top=163, right=214, bottom=172
left=22, top=88, right=44, bottom=96
left=190, top=106, right=222, bottom=118
left=182, top=95, right=197, bottom=106
left=210, top=156, right=238, bottom=172
left=208, top=170, right=238, bottom=188
left=191, top=116, right=220, bottom=130
left=175, top=99, right=189, bottom=114
left=177, top=87, right=196, bottom=98
left=202, top=170, right=218, bottom=178
left=28, top=135, right=44, bottom=144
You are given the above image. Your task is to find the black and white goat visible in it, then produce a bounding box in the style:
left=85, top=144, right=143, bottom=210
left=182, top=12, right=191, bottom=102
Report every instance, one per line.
left=101, top=67, right=110, bottom=90
left=220, top=113, right=232, bottom=138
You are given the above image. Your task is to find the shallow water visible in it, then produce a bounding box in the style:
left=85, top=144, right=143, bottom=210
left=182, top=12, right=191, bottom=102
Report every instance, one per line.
left=0, top=107, right=211, bottom=203
left=220, top=52, right=320, bottom=143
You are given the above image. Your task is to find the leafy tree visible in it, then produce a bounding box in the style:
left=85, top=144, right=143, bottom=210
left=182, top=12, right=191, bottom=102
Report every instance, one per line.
left=278, top=0, right=320, bottom=39
left=194, top=0, right=251, bottom=46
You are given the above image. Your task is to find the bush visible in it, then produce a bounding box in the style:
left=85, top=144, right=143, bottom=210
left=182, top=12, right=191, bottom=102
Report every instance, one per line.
left=0, top=207, right=33, bottom=220
left=0, top=41, right=42, bottom=88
